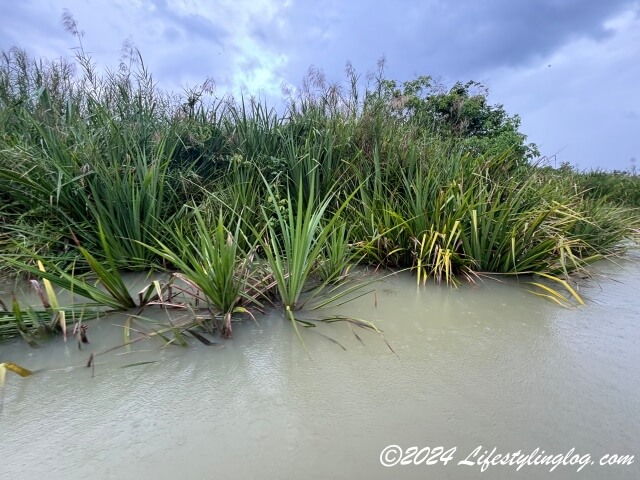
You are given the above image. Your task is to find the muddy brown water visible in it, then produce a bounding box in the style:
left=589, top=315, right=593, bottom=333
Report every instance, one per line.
left=1, top=256, right=639, bottom=479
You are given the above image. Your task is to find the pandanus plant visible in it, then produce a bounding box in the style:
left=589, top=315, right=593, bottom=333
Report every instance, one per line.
left=255, top=175, right=371, bottom=344
left=142, top=209, right=252, bottom=338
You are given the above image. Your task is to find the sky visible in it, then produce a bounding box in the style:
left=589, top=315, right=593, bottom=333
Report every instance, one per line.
left=1, top=0, right=639, bottom=171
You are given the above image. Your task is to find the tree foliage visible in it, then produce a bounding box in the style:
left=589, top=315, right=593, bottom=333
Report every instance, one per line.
left=368, top=75, right=539, bottom=165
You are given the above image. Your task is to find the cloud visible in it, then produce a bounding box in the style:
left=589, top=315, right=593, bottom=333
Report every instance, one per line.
left=0, top=0, right=637, bottom=169
left=0, top=0, right=291, bottom=95
left=486, top=7, right=640, bottom=170
left=273, top=0, right=637, bottom=85
left=0, top=2, right=73, bottom=58
left=4, top=0, right=634, bottom=93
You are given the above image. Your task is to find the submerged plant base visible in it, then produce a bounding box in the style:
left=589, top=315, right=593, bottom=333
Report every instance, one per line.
left=0, top=362, right=33, bottom=398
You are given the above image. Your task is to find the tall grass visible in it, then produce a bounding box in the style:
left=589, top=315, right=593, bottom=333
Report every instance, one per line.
left=1, top=39, right=638, bottom=343
left=0, top=44, right=183, bottom=271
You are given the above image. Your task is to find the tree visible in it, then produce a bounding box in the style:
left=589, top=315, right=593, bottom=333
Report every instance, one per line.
left=369, top=75, right=539, bottom=165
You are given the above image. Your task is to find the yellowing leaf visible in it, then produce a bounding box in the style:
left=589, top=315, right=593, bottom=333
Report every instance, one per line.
left=0, top=362, right=33, bottom=378
left=37, top=260, right=60, bottom=310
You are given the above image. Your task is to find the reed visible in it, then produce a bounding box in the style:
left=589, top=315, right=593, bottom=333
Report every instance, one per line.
left=1, top=41, right=638, bottom=344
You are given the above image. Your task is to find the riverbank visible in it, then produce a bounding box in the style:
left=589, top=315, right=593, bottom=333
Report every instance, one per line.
left=1, top=45, right=638, bottom=344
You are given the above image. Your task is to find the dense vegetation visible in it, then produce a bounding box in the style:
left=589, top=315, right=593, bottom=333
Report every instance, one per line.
left=573, top=167, right=640, bottom=207
left=0, top=38, right=638, bottom=344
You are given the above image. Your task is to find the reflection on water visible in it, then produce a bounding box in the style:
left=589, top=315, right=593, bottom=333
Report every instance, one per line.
left=1, top=257, right=639, bottom=479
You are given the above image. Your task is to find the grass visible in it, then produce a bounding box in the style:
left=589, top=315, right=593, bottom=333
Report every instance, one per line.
left=0, top=40, right=638, bottom=345
left=140, top=208, right=257, bottom=338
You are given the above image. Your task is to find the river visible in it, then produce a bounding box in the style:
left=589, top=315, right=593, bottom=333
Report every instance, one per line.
left=1, top=255, right=639, bottom=479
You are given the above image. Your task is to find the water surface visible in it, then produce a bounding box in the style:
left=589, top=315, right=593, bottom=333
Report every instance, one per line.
left=1, top=257, right=639, bottom=479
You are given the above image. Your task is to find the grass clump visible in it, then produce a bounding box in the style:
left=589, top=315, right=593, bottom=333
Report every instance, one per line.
left=0, top=28, right=638, bottom=344
left=141, top=209, right=256, bottom=338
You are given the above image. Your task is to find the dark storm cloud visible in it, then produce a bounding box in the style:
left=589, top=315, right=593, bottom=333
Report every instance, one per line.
left=422, top=0, right=630, bottom=73
left=15, top=0, right=230, bottom=88
left=129, top=1, right=232, bottom=89
left=278, top=0, right=637, bottom=86
left=2, top=0, right=636, bottom=89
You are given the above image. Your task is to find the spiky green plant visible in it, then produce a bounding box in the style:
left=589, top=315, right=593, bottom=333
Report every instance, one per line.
left=254, top=175, right=369, bottom=344
left=316, top=222, right=356, bottom=283
left=2, top=225, right=136, bottom=310
left=140, top=208, right=254, bottom=338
